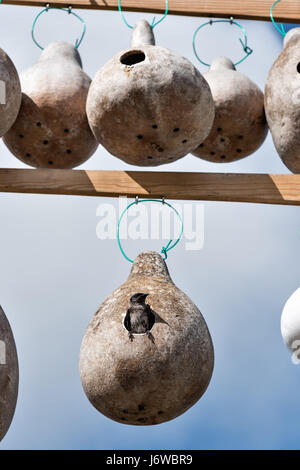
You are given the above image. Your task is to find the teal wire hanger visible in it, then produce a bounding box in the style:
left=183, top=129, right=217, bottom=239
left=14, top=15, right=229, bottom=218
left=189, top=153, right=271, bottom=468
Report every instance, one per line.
left=31, top=5, right=86, bottom=50
left=193, top=18, right=253, bottom=67
left=270, top=0, right=286, bottom=37
left=117, top=198, right=183, bottom=263
left=118, top=0, right=168, bottom=29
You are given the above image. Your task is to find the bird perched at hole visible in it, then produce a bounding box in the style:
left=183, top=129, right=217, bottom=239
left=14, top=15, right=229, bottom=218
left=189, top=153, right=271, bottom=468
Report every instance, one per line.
left=124, top=293, right=155, bottom=344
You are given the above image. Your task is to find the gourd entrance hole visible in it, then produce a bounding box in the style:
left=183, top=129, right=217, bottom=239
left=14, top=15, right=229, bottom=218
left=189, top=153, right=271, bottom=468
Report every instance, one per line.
left=120, top=51, right=146, bottom=66
left=297, top=63, right=300, bottom=73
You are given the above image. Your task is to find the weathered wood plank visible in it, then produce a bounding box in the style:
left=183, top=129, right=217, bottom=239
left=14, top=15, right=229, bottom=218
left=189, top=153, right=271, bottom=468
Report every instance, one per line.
left=0, top=169, right=299, bottom=205
left=2, top=0, right=300, bottom=23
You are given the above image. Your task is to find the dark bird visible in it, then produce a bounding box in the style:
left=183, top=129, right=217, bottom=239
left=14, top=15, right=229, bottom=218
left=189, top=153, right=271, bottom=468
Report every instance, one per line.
left=124, top=293, right=156, bottom=344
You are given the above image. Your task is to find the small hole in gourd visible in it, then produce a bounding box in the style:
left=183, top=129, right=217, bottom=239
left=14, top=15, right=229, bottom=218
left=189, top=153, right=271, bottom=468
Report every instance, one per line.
left=148, top=156, right=153, bottom=159
left=64, top=129, right=69, bottom=133
left=182, top=139, right=187, bottom=143
left=122, top=409, right=128, bottom=414
left=152, top=124, right=158, bottom=129
left=217, top=128, right=222, bottom=132
left=19, top=134, right=24, bottom=139
left=66, top=149, right=72, bottom=154
left=138, top=404, right=145, bottom=411
left=26, top=153, right=31, bottom=158
left=158, top=148, right=164, bottom=152
left=297, top=63, right=300, bottom=73
left=238, top=136, right=243, bottom=140
left=173, top=128, right=180, bottom=133
left=121, top=417, right=128, bottom=421
left=36, top=122, right=41, bottom=127
left=220, top=138, right=225, bottom=142
left=236, top=149, right=242, bottom=153
left=158, top=411, right=164, bottom=415
left=210, top=151, right=215, bottom=156
left=137, top=135, right=143, bottom=140
left=120, top=50, right=146, bottom=66
left=43, top=140, right=48, bottom=145
left=48, top=161, right=53, bottom=165
left=221, top=155, right=226, bottom=159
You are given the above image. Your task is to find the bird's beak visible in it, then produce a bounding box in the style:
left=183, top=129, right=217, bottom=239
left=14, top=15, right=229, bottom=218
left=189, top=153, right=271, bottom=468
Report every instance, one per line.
left=140, top=293, right=149, bottom=301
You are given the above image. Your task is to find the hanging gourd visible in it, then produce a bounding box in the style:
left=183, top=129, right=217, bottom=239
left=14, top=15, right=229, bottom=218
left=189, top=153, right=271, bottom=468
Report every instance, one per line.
left=86, top=4, right=215, bottom=166
left=0, top=48, right=21, bottom=137
left=281, top=288, right=300, bottom=357
left=192, top=20, right=268, bottom=163
left=0, top=306, right=18, bottom=441
left=265, top=23, right=300, bottom=173
left=3, top=8, right=98, bottom=169
left=80, top=200, right=214, bottom=425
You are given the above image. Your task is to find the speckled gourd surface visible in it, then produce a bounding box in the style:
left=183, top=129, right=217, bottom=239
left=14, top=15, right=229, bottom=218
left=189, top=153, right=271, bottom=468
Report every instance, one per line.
left=3, top=42, right=98, bottom=169
left=265, top=28, right=300, bottom=173
left=0, top=49, right=21, bottom=137
left=192, top=57, right=268, bottom=163
left=0, top=306, right=18, bottom=441
left=79, top=251, right=214, bottom=426
left=86, top=20, right=215, bottom=166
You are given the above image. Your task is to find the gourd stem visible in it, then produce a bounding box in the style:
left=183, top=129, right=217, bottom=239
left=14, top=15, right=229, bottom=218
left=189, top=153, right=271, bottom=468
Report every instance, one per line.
left=131, top=20, right=155, bottom=48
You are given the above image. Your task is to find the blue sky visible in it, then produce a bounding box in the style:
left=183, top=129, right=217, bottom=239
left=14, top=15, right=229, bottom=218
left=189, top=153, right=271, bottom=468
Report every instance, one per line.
left=0, top=5, right=299, bottom=450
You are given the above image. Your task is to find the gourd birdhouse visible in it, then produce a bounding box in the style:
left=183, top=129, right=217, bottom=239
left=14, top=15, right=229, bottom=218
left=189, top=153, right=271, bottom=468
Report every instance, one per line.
left=86, top=20, right=215, bottom=166
left=0, top=49, right=21, bottom=137
left=0, top=306, right=18, bottom=441
left=79, top=251, right=214, bottom=426
left=192, top=57, right=268, bottom=163
left=3, top=42, right=98, bottom=169
left=265, top=28, right=300, bottom=173
left=281, top=287, right=300, bottom=354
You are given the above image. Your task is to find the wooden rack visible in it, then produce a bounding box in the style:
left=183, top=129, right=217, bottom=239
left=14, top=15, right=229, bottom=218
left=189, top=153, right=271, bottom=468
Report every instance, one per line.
left=0, top=170, right=299, bottom=206
left=1, top=0, right=300, bottom=205
left=3, top=1, right=300, bottom=23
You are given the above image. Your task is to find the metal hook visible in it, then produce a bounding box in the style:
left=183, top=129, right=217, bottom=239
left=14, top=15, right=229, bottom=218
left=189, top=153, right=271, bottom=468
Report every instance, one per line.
left=193, top=18, right=253, bottom=67
left=31, top=5, right=86, bottom=50
left=118, top=0, right=168, bottom=30
left=117, top=198, right=183, bottom=263
left=270, top=0, right=286, bottom=37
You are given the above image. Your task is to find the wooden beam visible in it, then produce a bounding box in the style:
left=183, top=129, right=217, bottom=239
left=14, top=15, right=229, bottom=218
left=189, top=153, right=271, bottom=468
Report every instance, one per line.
left=2, top=0, right=300, bottom=23
left=0, top=169, right=299, bottom=205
